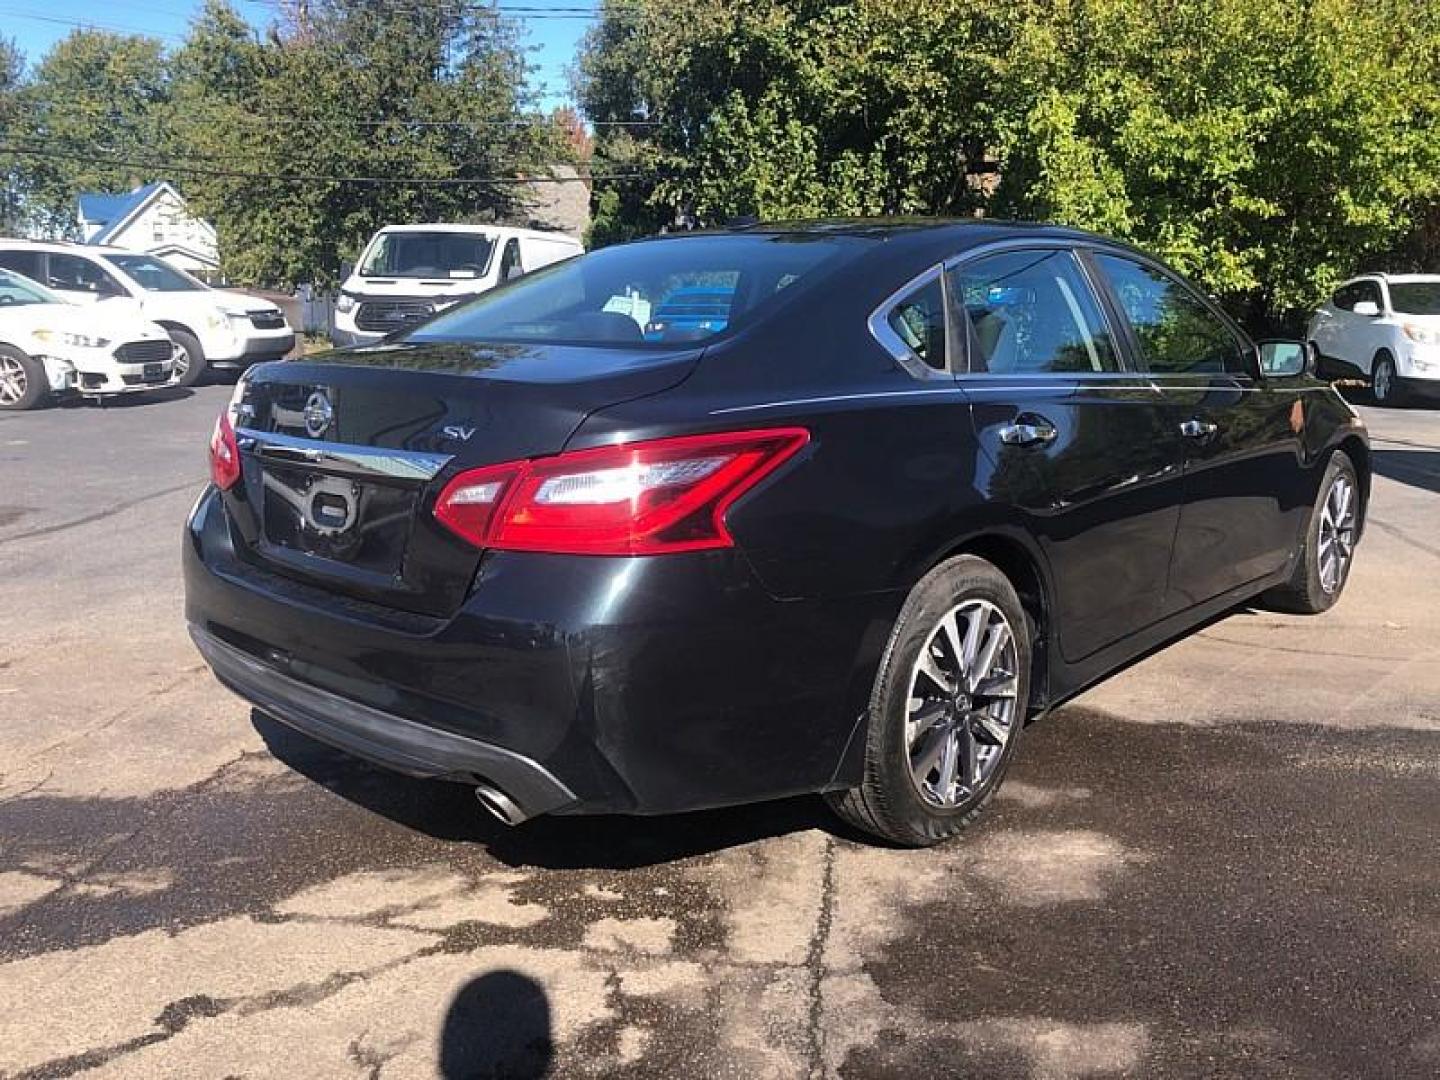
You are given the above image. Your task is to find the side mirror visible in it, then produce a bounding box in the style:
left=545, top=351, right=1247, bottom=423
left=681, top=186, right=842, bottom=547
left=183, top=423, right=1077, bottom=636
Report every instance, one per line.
left=1352, top=300, right=1381, bottom=317
left=1258, top=340, right=1310, bottom=378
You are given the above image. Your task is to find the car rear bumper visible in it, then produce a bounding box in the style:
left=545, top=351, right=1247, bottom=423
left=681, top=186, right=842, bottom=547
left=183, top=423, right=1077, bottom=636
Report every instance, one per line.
left=189, top=622, right=578, bottom=819
left=184, top=487, right=892, bottom=817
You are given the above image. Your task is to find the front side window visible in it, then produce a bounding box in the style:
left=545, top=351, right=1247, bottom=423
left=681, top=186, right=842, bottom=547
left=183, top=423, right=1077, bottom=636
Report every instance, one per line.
left=1355, top=280, right=1384, bottom=310
left=952, top=249, right=1118, bottom=374
left=103, top=254, right=202, bottom=293
left=1093, top=254, right=1244, bottom=376
left=408, top=233, right=866, bottom=347
left=886, top=276, right=947, bottom=370
left=47, top=254, right=125, bottom=296
left=0, top=270, right=61, bottom=306
left=499, top=239, right=524, bottom=283
left=1332, top=283, right=1361, bottom=311
left=1389, top=281, right=1440, bottom=315
left=361, top=231, right=495, bottom=279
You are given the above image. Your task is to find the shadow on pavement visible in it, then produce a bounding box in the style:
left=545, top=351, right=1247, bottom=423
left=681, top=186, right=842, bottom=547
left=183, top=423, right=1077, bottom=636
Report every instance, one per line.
left=1372, top=448, right=1440, bottom=495
left=440, top=971, right=553, bottom=1080
left=252, top=711, right=856, bottom=870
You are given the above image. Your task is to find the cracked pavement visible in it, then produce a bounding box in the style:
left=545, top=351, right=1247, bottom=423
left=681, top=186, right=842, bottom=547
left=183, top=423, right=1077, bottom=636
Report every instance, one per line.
left=1, top=386, right=1438, bottom=1078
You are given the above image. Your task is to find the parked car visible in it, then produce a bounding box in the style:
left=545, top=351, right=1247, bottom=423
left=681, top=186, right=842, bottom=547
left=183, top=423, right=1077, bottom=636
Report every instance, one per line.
left=0, top=268, right=179, bottom=410
left=642, top=283, right=737, bottom=342
left=186, top=221, right=1368, bottom=846
left=1308, top=273, right=1440, bottom=405
left=0, top=240, right=294, bottom=387
left=331, top=224, right=584, bottom=347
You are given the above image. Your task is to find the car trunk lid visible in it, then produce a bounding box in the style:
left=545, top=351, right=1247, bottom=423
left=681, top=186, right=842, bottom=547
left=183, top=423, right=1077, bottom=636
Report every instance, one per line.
left=223, top=341, right=700, bottom=616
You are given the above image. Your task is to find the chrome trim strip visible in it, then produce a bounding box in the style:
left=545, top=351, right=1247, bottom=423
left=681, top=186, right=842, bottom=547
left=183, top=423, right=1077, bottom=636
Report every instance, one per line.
left=711, top=388, right=966, bottom=416
left=236, top=427, right=452, bottom=481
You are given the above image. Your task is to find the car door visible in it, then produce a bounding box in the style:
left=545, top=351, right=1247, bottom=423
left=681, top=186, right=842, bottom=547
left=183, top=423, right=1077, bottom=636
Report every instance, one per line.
left=1087, top=251, right=1301, bottom=610
left=1308, top=285, right=1354, bottom=376
left=954, top=246, right=1187, bottom=663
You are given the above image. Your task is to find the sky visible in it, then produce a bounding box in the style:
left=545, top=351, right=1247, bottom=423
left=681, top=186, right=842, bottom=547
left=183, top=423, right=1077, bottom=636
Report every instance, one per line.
left=0, top=0, right=589, bottom=110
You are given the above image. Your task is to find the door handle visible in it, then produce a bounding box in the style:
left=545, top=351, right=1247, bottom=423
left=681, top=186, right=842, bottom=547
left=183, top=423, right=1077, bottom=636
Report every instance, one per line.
left=998, top=417, right=1058, bottom=447
left=1179, top=419, right=1218, bottom=440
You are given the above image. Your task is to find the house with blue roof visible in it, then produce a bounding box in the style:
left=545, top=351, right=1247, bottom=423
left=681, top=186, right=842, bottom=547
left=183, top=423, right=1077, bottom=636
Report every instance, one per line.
left=76, top=182, right=220, bottom=281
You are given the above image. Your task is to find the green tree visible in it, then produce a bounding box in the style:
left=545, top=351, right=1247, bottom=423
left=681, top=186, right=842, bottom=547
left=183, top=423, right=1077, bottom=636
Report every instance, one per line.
left=578, top=0, right=1440, bottom=324
left=9, top=30, right=169, bottom=237
left=169, top=0, right=553, bottom=285
left=0, top=37, right=24, bottom=233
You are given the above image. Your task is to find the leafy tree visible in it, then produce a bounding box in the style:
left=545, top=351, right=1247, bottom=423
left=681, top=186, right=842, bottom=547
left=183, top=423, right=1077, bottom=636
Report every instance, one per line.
left=0, top=37, right=24, bottom=233
left=578, top=0, right=1440, bottom=324
left=169, top=0, right=552, bottom=285
left=9, top=30, right=170, bottom=237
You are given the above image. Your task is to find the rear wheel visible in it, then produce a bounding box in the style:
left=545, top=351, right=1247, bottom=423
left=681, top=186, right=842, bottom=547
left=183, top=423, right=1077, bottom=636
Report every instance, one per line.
left=1372, top=353, right=1403, bottom=406
left=827, top=555, right=1030, bottom=847
left=1262, top=451, right=1359, bottom=614
left=0, top=346, right=49, bottom=411
left=167, top=328, right=208, bottom=387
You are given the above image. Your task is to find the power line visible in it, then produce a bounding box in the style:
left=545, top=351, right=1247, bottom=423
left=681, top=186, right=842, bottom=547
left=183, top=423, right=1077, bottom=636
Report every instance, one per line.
left=0, top=143, right=654, bottom=185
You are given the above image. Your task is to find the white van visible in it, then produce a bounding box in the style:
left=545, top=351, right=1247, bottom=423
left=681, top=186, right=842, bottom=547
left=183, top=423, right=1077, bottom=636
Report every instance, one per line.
left=332, top=224, right=583, bottom=347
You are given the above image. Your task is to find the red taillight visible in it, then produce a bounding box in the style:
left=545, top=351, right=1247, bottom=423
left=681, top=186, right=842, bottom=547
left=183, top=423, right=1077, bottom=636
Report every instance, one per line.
left=433, top=428, right=810, bottom=555
left=209, top=411, right=241, bottom=491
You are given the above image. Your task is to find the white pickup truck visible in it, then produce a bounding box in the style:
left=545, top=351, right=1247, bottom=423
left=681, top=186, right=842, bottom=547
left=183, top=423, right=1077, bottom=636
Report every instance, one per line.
left=331, top=224, right=583, bottom=347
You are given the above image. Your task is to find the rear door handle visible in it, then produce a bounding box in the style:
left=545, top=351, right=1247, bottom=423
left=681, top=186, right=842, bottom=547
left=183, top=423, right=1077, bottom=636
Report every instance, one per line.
left=1179, top=419, right=1218, bottom=440
left=998, top=416, right=1058, bottom=447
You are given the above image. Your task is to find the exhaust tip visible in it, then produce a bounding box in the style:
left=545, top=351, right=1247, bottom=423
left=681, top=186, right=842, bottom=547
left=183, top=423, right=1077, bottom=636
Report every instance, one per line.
left=474, top=783, right=529, bottom=826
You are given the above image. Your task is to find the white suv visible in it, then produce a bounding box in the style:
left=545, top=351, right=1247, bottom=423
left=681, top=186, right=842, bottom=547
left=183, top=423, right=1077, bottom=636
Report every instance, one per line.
left=1308, top=273, right=1440, bottom=405
left=0, top=241, right=295, bottom=386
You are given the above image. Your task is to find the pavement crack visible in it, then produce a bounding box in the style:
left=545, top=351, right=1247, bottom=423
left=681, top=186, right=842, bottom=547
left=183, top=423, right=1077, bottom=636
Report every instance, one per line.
left=804, top=836, right=837, bottom=1080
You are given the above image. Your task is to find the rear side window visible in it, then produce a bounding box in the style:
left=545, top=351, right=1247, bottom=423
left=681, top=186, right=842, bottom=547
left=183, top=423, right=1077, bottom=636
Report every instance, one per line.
left=951, top=249, right=1118, bottom=374
left=886, top=276, right=947, bottom=370
left=408, top=234, right=866, bottom=347
left=0, top=249, right=44, bottom=280
left=1092, top=254, right=1245, bottom=376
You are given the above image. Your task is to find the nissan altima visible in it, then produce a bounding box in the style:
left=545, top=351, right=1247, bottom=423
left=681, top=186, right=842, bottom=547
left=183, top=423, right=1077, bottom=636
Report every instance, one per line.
left=185, top=221, right=1368, bottom=846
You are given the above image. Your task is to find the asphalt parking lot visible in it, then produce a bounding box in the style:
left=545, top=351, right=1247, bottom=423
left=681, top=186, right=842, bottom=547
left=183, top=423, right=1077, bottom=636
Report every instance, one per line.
left=1, top=385, right=1438, bottom=1079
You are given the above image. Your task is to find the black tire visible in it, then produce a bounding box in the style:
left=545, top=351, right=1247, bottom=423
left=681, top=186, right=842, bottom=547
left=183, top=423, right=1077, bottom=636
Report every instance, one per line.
left=0, top=345, right=50, bottom=411
left=1261, top=451, right=1359, bottom=614
left=167, top=327, right=208, bottom=387
left=826, top=554, right=1031, bottom=847
left=1372, top=352, right=1404, bottom=406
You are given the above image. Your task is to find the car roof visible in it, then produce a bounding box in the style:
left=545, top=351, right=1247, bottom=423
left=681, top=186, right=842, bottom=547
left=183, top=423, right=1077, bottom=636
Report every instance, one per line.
left=0, top=238, right=136, bottom=257
left=373, top=223, right=581, bottom=242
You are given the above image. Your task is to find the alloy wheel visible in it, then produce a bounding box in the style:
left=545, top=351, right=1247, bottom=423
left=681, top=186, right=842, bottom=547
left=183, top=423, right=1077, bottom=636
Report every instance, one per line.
left=1318, top=473, right=1357, bottom=595
left=0, top=355, right=27, bottom=405
left=173, top=344, right=192, bottom=378
left=1374, top=362, right=1392, bottom=402
left=905, top=599, right=1019, bottom=807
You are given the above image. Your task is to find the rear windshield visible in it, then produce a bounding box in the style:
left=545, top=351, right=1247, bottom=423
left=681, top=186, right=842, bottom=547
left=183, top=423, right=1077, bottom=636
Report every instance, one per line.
left=1389, top=282, right=1440, bottom=315
left=406, top=233, right=867, bottom=347
left=361, top=231, right=495, bottom=279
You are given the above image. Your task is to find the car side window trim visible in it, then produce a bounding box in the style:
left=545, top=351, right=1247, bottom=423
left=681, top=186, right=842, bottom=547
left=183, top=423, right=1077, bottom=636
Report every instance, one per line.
left=1079, top=244, right=1256, bottom=381
left=867, top=263, right=954, bottom=381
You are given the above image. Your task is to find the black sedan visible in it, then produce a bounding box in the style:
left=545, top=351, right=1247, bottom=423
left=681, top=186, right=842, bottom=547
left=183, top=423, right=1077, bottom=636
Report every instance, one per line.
left=186, top=221, right=1368, bottom=846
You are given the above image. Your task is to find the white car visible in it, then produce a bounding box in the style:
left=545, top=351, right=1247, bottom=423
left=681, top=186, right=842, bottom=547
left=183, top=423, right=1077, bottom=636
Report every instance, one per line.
left=0, top=241, right=295, bottom=386
left=1308, top=273, right=1440, bottom=405
left=331, top=224, right=583, bottom=347
left=0, top=269, right=180, bottom=410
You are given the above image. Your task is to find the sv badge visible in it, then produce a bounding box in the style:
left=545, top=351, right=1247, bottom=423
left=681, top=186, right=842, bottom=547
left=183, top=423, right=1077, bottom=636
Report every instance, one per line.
left=442, top=424, right=477, bottom=442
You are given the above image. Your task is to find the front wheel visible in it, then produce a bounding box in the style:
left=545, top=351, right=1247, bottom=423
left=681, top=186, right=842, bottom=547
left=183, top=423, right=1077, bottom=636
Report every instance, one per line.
left=1261, top=451, right=1359, bottom=614
left=827, top=555, right=1030, bottom=847
left=167, top=328, right=208, bottom=387
left=1372, top=354, right=1404, bottom=406
left=0, top=347, right=49, bottom=411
